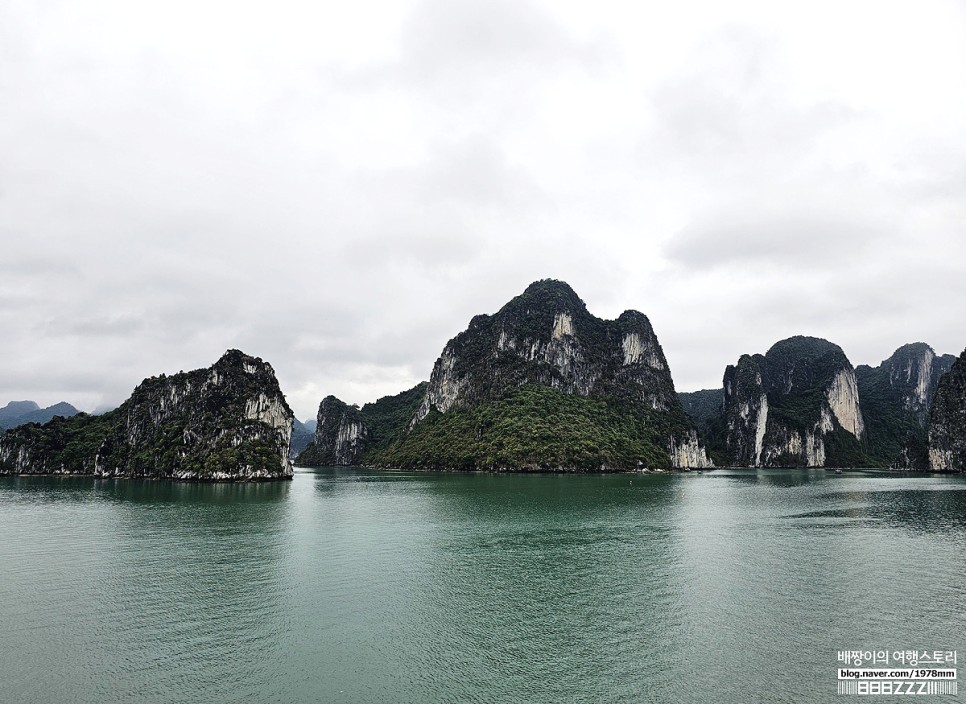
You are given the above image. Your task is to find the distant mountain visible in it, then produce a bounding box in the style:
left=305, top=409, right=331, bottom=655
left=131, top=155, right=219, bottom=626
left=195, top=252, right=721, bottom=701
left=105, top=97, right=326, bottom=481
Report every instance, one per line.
left=0, top=401, right=40, bottom=425
left=289, top=418, right=317, bottom=458
left=299, top=280, right=710, bottom=470
left=0, top=350, right=293, bottom=481
left=0, top=401, right=79, bottom=430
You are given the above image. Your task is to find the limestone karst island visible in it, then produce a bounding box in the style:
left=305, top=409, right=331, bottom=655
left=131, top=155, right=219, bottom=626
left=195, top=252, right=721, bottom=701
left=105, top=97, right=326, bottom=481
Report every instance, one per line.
left=2, top=280, right=966, bottom=480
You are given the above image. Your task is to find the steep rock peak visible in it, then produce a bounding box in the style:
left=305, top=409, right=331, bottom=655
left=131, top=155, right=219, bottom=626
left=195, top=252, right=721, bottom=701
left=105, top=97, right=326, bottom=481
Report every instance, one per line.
left=615, top=309, right=651, bottom=326
left=885, top=342, right=937, bottom=410
left=401, top=280, right=693, bottom=468
left=215, top=348, right=275, bottom=376
left=312, top=395, right=369, bottom=465
left=722, top=354, right=768, bottom=466
left=888, top=342, right=934, bottom=363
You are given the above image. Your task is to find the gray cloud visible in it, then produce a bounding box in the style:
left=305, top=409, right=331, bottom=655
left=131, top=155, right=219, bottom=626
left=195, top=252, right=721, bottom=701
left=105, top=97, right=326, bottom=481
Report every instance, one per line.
left=649, top=26, right=857, bottom=160
left=400, top=0, right=605, bottom=78
left=664, top=207, right=892, bottom=270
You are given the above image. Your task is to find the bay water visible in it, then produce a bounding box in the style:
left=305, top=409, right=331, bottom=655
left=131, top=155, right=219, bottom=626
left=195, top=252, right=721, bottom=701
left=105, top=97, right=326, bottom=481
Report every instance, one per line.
left=1, top=468, right=964, bottom=703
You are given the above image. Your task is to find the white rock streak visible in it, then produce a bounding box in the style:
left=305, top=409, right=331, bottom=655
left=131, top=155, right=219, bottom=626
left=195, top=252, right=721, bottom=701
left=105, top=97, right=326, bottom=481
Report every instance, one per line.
left=621, top=333, right=665, bottom=369
left=552, top=313, right=573, bottom=340
left=826, top=369, right=865, bottom=439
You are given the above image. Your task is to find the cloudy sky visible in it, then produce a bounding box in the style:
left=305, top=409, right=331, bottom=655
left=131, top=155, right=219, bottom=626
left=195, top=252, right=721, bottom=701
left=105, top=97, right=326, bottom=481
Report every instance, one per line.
left=2, top=0, right=965, bottom=420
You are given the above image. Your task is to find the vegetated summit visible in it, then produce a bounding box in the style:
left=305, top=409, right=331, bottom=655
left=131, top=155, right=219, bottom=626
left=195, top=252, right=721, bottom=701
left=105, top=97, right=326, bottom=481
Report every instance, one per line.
left=298, top=279, right=711, bottom=471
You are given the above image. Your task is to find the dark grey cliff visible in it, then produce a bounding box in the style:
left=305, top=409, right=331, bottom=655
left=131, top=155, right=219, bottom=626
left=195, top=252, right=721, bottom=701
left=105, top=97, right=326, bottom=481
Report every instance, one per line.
left=298, top=396, right=368, bottom=466
left=927, top=348, right=966, bottom=471
left=0, top=350, right=293, bottom=481
left=856, top=343, right=956, bottom=468
left=414, top=281, right=681, bottom=420
left=721, top=336, right=865, bottom=467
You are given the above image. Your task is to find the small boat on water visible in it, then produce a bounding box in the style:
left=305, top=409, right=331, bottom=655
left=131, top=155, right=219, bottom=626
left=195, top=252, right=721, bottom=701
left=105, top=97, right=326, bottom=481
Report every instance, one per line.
left=835, top=469, right=843, bottom=474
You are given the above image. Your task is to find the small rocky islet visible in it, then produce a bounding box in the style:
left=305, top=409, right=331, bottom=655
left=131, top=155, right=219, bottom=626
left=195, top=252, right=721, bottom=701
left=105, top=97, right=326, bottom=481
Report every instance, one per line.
left=0, top=350, right=293, bottom=481
left=3, top=279, right=966, bottom=480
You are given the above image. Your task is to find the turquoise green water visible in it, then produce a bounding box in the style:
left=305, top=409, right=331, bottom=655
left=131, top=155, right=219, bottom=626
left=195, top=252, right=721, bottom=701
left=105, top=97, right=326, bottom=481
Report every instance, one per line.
left=1, top=468, right=963, bottom=703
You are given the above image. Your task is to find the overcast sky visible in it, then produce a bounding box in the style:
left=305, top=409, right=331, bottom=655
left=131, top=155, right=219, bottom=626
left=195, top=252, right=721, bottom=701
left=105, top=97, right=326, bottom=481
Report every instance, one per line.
left=2, top=0, right=965, bottom=420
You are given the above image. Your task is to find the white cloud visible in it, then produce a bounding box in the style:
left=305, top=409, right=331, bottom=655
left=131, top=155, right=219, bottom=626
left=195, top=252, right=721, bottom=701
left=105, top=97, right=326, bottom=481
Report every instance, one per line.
left=1, top=0, right=965, bottom=418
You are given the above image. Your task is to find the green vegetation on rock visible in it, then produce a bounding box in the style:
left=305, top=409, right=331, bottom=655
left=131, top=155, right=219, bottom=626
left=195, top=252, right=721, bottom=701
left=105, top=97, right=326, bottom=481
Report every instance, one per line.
left=371, top=384, right=687, bottom=470
left=360, top=382, right=428, bottom=450
left=296, top=382, right=428, bottom=466
left=718, top=337, right=867, bottom=467
left=0, top=411, right=117, bottom=474
left=0, top=350, right=294, bottom=481
left=856, top=343, right=956, bottom=468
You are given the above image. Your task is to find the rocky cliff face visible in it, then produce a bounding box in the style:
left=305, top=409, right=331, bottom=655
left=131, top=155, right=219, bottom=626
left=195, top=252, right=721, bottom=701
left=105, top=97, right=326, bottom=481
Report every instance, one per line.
left=855, top=343, right=956, bottom=468
left=857, top=343, right=955, bottom=425
left=413, top=283, right=682, bottom=426
left=297, top=396, right=369, bottom=466
left=927, top=348, right=966, bottom=471
left=722, top=337, right=865, bottom=467
left=295, top=382, right=428, bottom=467
left=389, top=279, right=710, bottom=469
left=0, top=350, right=293, bottom=481
left=722, top=354, right=770, bottom=466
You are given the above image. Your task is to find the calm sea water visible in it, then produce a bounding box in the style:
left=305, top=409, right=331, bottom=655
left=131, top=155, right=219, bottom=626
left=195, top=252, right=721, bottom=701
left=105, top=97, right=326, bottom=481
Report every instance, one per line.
left=1, top=468, right=963, bottom=703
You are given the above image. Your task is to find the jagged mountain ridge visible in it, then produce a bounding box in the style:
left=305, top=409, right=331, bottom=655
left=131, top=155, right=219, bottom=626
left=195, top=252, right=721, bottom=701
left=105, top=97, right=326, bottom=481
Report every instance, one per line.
left=299, top=280, right=710, bottom=470
left=412, top=280, right=682, bottom=422
left=0, top=350, right=293, bottom=481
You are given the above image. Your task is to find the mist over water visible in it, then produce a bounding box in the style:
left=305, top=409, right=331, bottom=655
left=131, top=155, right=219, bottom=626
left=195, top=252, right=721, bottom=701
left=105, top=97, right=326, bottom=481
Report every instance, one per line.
left=2, top=469, right=963, bottom=703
